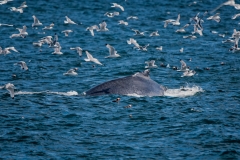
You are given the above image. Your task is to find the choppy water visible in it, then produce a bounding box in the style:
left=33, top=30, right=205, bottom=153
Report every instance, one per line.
left=1, top=0, right=240, bottom=159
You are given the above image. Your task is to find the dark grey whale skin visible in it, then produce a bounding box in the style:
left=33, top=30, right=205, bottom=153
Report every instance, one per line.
left=85, top=72, right=166, bottom=96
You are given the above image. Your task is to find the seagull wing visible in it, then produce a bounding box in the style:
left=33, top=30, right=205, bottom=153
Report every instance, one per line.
left=7, top=47, right=19, bottom=53
left=19, top=61, right=28, bottom=70
left=180, top=60, right=187, bottom=70
left=211, top=3, right=224, bottom=13
left=66, top=16, right=71, bottom=22
left=22, top=62, right=28, bottom=70
left=113, top=12, right=119, bottom=16
left=176, top=14, right=181, bottom=23
left=117, top=4, right=124, bottom=11
left=99, top=21, right=107, bottom=30
left=131, top=39, right=140, bottom=48
left=107, top=44, right=117, bottom=55
left=76, top=47, right=82, bottom=56
left=89, top=29, right=95, bottom=36
left=20, top=25, right=27, bottom=34
left=92, top=25, right=99, bottom=30
left=19, top=1, right=27, bottom=8
left=86, top=51, right=94, bottom=60
left=67, top=69, right=75, bottom=73
left=34, top=16, right=41, bottom=24
left=92, top=58, right=103, bottom=65
left=5, top=83, right=15, bottom=98
left=232, top=13, right=240, bottom=19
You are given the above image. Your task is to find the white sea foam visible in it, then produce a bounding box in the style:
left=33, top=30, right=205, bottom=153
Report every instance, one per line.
left=164, top=85, right=204, bottom=98
left=15, top=91, right=44, bottom=95
left=15, top=87, right=201, bottom=98
left=15, top=90, right=78, bottom=96
left=47, top=91, right=78, bottom=96
left=125, top=85, right=203, bottom=97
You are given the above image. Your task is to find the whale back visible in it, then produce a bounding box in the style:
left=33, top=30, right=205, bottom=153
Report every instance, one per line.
left=85, top=72, right=165, bottom=96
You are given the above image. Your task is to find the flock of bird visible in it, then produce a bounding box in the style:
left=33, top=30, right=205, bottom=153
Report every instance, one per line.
left=0, top=0, right=240, bottom=98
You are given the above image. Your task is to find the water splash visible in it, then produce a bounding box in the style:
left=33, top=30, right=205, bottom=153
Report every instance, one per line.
left=164, top=85, right=204, bottom=98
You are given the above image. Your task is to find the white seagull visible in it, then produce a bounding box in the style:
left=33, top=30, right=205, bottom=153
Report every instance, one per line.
left=98, top=21, right=108, bottom=31
left=178, top=59, right=189, bottom=71
left=0, top=46, right=19, bottom=55
left=9, top=7, right=23, bottom=13
left=17, top=25, right=28, bottom=37
left=105, top=44, right=120, bottom=58
left=0, top=0, right=13, bottom=5
left=63, top=68, right=78, bottom=76
left=172, top=14, right=181, bottom=25
left=145, top=60, right=157, bottom=68
left=127, top=38, right=140, bottom=49
left=104, top=12, right=119, bottom=17
left=132, top=29, right=147, bottom=36
left=70, top=47, right=82, bottom=56
left=47, top=33, right=58, bottom=47
left=42, top=22, right=54, bottom=30
left=175, top=23, right=190, bottom=33
left=86, top=25, right=99, bottom=36
left=33, top=41, right=44, bottom=47
left=52, top=42, right=63, bottom=55
left=192, top=24, right=203, bottom=36
left=183, top=35, right=197, bottom=40
left=84, top=51, right=103, bottom=65
left=40, top=36, right=53, bottom=46
left=164, top=14, right=181, bottom=27
left=164, top=19, right=175, bottom=28
left=149, top=31, right=159, bottom=37
left=127, top=16, right=138, bottom=20
left=2, top=83, right=15, bottom=99
left=15, top=61, right=28, bottom=70
left=10, top=25, right=28, bottom=38
left=32, top=15, right=42, bottom=28
left=62, top=30, right=73, bottom=36
left=111, top=3, right=124, bottom=11
left=138, top=44, right=149, bottom=51
left=64, top=16, right=77, bottom=25
left=207, top=13, right=221, bottom=23
left=156, top=46, right=163, bottom=51
left=118, top=20, right=128, bottom=25
left=181, top=70, right=196, bottom=77
left=0, top=83, right=15, bottom=99
left=180, top=48, right=184, bottom=53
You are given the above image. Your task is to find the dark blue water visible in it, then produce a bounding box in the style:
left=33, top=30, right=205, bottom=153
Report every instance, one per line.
left=1, top=0, right=240, bottom=159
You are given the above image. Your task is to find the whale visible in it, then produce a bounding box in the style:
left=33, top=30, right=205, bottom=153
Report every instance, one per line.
left=85, top=70, right=166, bottom=96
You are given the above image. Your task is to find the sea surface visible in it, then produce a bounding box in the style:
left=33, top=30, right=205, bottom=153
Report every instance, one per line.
left=0, top=0, right=240, bottom=159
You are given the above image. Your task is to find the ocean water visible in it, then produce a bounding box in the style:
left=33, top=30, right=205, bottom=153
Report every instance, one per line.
left=0, top=0, right=240, bottom=159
